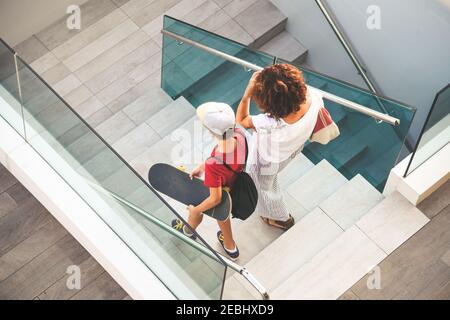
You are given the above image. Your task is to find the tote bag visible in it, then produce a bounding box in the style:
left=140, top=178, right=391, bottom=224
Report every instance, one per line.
left=310, top=107, right=340, bottom=144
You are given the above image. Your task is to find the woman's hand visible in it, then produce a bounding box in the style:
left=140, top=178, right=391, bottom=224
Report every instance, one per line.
left=243, top=71, right=260, bottom=99
left=189, top=164, right=205, bottom=180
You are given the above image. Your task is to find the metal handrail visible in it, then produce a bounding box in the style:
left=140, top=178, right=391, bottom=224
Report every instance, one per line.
left=161, top=29, right=400, bottom=126
left=88, top=181, right=270, bottom=300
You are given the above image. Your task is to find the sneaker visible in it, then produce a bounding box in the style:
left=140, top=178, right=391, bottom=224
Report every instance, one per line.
left=217, top=231, right=239, bottom=261
left=171, top=219, right=197, bottom=240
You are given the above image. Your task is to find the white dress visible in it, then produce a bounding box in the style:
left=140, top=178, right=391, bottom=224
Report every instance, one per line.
left=247, top=90, right=323, bottom=221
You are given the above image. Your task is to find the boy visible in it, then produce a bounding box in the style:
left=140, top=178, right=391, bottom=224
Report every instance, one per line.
left=171, top=102, right=246, bottom=260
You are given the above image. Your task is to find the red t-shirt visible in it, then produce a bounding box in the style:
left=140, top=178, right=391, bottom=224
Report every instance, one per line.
left=204, top=129, right=246, bottom=188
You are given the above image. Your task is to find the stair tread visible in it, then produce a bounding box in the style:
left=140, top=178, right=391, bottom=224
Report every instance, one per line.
left=112, top=122, right=160, bottom=163
left=319, top=174, right=384, bottom=230
left=360, top=144, right=401, bottom=188
left=258, top=31, right=307, bottom=64
left=287, top=159, right=347, bottom=211
left=271, top=225, right=387, bottom=300
left=146, top=96, right=196, bottom=137
left=213, top=19, right=254, bottom=47
left=122, top=87, right=173, bottom=125
left=223, top=276, right=259, bottom=300
left=237, top=208, right=343, bottom=293
left=130, top=116, right=200, bottom=178
left=356, top=191, right=429, bottom=254
left=329, top=138, right=368, bottom=168
left=232, top=210, right=285, bottom=265
left=278, top=152, right=315, bottom=189
left=283, top=192, right=309, bottom=222
left=235, top=0, right=287, bottom=48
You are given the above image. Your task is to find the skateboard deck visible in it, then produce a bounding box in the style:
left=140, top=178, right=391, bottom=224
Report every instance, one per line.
left=148, top=163, right=231, bottom=221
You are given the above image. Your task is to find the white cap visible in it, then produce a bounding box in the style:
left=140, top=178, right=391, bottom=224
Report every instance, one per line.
left=197, top=102, right=235, bottom=136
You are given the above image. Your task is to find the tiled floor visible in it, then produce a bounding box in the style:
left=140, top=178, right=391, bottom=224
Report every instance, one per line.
left=340, top=180, right=450, bottom=300
left=0, top=163, right=129, bottom=300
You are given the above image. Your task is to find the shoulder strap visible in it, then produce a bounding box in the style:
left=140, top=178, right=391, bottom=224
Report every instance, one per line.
left=210, top=156, right=239, bottom=175
left=234, top=129, right=249, bottom=164
left=208, top=130, right=248, bottom=175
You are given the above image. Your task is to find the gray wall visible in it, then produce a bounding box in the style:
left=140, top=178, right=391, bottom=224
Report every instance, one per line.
left=272, top=0, right=450, bottom=143
left=0, top=0, right=88, bottom=46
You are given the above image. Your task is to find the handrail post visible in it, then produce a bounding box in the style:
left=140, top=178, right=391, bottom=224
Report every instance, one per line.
left=13, top=53, right=27, bottom=140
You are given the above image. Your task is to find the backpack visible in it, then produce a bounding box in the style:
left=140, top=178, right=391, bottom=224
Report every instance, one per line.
left=212, top=132, right=258, bottom=220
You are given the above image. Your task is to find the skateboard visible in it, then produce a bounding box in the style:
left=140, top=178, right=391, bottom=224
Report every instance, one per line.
left=148, top=163, right=231, bottom=221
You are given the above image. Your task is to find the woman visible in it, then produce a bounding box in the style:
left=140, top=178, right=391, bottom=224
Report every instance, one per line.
left=236, top=63, right=323, bottom=230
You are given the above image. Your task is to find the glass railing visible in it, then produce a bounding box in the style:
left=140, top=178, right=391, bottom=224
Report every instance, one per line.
left=0, top=38, right=227, bottom=300
left=287, top=61, right=416, bottom=190
left=161, top=16, right=416, bottom=191
left=0, top=40, right=25, bottom=136
left=404, top=85, right=450, bottom=176
left=162, top=15, right=274, bottom=116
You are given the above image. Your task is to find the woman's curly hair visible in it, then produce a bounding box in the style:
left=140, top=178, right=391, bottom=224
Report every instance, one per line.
left=252, top=64, right=307, bottom=119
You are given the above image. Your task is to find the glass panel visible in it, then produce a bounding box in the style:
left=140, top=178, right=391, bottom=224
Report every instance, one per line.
left=162, top=15, right=274, bottom=114
left=284, top=63, right=417, bottom=191
left=405, top=85, right=450, bottom=176
left=14, top=55, right=226, bottom=300
left=0, top=40, right=25, bottom=136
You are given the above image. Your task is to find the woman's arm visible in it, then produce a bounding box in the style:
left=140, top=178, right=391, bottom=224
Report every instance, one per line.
left=189, top=187, right=222, bottom=215
left=236, top=72, right=259, bottom=129
left=236, top=95, right=254, bottom=129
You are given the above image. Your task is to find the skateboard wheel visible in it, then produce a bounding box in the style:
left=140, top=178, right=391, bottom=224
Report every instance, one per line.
left=176, top=165, right=186, bottom=172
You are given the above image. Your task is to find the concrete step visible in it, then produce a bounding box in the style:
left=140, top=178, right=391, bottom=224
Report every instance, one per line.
left=122, top=87, right=173, bottom=125
left=222, top=275, right=260, bottom=300
left=204, top=154, right=326, bottom=265
left=129, top=116, right=200, bottom=179
left=145, top=96, right=196, bottom=137
left=232, top=208, right=343, bottom=296
left=112, top=122, right=161, bottom=163
left=271, top=225, right=387, bottom=299
left=329, top=137, right=368, bottom=169
left=360, top=144, right=401, bottom=190
left=278, top=152, right=315, bottom=189
left=319, top=174, right=384, bottom=230
left=258, top=31, right=308, bottom=65
left=234, top=0, right=287, bottom=49
left=287, top=159, right=347, bottom=211
left=356, top=191, right=429, bottom=254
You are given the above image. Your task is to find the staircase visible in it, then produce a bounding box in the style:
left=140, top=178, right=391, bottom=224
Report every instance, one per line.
left=94, top=86, right=427, bottom=300
left=17, top=61, right=427, bottom=300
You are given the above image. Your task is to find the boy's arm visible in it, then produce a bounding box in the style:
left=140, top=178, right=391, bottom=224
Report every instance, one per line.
left=190, top=163, right=205, bottom=179
left=189, top=187, right=222, bottom=214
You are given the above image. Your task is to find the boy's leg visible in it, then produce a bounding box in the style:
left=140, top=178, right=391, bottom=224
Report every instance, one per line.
left=217, top=218, right=235, bottom=250
left=187, top=210, right=203, bottom=231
